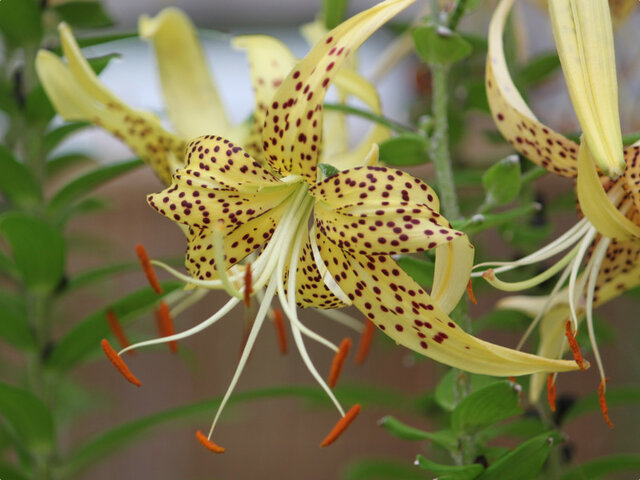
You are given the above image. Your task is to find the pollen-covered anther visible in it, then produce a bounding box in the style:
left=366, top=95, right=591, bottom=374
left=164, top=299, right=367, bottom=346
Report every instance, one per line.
left=135, top=244, right=163, bottom=294
left=466, top=279, right=477, bottom=304
left=598, top=379, right=614, bottom=428
left=101, top=339, right=141, bottom=387
left=243, top=263, right=253, bottom=307
left=320, top=404, right=361, bottom=447
left=272, top=308, right=287, bottom=354
left=105, top=310, right=134, bottom=355
left=564, top=321, right=587, bottom=370
left=196, top=430, right=225, bottom=453
left=155, top=301, right=178, bottom=353
left=328, top=338, right=352, bottom=388
left=355, top=320, right=375, bottom=365
left=546, top=374, right=557, bottom=412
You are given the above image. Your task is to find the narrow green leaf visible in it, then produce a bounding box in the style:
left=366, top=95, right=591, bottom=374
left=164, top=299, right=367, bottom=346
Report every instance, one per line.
left=318, top=163, right=340, bottom=179
left=0, top=291, right=34, bottom=350
left=46, top=281, right=183, bottom=370
left=481, top=416, right=547, bottom=441
left=86, top=53, right=121, bottom=76
left=50, top=33, right=136, bottom=55
left=561, top=454, right=640, bottom=480
left=64, top=261, right=141, bottom=294
left=516, top=52, right=560, bottom=89
left=451, top=381, right=522, bottom=433
left=482, top=155, right=522, bottom=206
left=0, top=146, right=42, bottom=208
left=323, top=0, right=349, bottom=29
left=476, top=432, right=563, bottom=480
left=45, top=153, right=95, bottom=178
left=53, top=1, right=114, bottom=29
left=435, top=369, right=500, bottom=412
left=564, top=386, right=640, bottom=423
left=58, top=197, right=110, bottom=224
left=346, top=458, right=426, bottom=480
left=379, top=134, right=430, bottom=166
left=0, top=213, right=66, bottom=293
left=415, top=455, right=484, bottom=480
left=43, top=122, right=91, bottom=154
left=454, top=204, right=541, bottom=236
left=47, top=158, right=142, bottom=213
left=0, top=382, right=54, bottom=454
left=396, top=255, right=434, bottom=287
left=0, top=0, right=43, bottom=46
left=412, top=25, right=472, bottom=66
left=379, top=416, right=457, bottom=450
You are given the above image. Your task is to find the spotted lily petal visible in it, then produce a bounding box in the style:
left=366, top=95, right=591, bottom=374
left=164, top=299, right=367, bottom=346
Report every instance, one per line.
left=548, top=0, right=624, bottom=177
left=262, top=0, right=414, bottom=182
left=36, top=24, right=184, bottom=185
left=623, top=142, right=640, bottom=212
left=139, top=8, right=231, bottom=139
left=487, top=0, right=578, bottom=178
left=431, top=235, right=475, bottom=315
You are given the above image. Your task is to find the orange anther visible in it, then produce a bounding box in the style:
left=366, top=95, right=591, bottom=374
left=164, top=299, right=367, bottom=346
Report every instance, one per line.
left=546, top=374, right=557, bottom=412
left=272, top=309, right=287, bottom=354
left=155, top=301, right=178, bottom=353
left=243, top=263, right=252, bottom=307
left=101, top=339, right=141, bottom=387
left=355, top=320, right=375, bottom=365
left=508, top=376, right=516, bottom=383
left=564, top=321, right=587, bottom=370
left=196, top=430, right=225, bottom=453
left=481, top=268, right=495, bottom=281
left=466, top=279, right=477, bottom=304
left=320, top=404, right=361, bottom=447
left=135, top=244, right=163, bottom=294
left=328, top=338, right=352, bottom=389
left=598, top=379, right=614, bottom=428
left=105, top=310, right=134, bottom=355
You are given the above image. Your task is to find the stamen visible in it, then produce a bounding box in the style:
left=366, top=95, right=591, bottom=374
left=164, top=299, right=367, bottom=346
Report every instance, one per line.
left=466, top=279, right=477, bottom=304
left=598, top=379, right=614, bottom=428
left=213, top=222, right=244, bottom=300
left=355, top=320, right=375, bottom=365
left=105, top=310, right=133, bottom=355
left=155, top=301, right=178, bottom=353
left=328, top=338, right=352, bottom=388
left=546, top=374, right=557, bottom=412
left=320, top=404, right=361, bottom=447
left=244, top=263, right=253, bottom=307
left=101, top=339, right=141, bottom=387
left=565, top=321, right=587, bottom=370
left=272, top=308, right=288, bottom=354
left=196, top=430, right=225, bottom=453
left=135, top=244, right=163, bottom=294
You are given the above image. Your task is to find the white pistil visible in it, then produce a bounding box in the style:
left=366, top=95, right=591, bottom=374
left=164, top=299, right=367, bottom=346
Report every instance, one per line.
left=309, top=225, right=352, bottom=305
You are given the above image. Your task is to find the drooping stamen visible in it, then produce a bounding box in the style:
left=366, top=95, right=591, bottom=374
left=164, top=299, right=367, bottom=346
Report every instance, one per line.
left=598, top=378, right=614, bottom=428
left=101, top=339, right=141, bottom=387
left=328, top=338, right=352, bottom=388
left=272, top=308, right=288, bottom=354
left=135, top=244, right=163, bottom=294
left=320, top=404, right=361, bottom=447
left=466, top=279, right=477, bottom=304
left=244, top=263, right=253, bottom=307
left=105, top=310, right=133, bottom=354
left=355, top=320, right=375, bottom=365
left=196, top=430, right=225, bottom=453
left=546, top=374, right=557, bottom=412
left=155, top=301, right=178, bottom=353
left=564, top=321, right=586, bottom=370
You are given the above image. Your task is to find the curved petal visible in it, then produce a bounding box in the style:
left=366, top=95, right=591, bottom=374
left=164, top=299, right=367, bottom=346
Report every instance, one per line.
left=487, top=0, right=578, bottom=178
left=623, top=143, right=640, bottom=212
left=36, top=27, right=183, bottom=185
left=548, top=0, right=624, bottom=177
left=139, top=8, right=231, bottom=139
left=315, top=231, right=582, bottom=376
left=593, top=240, right=640, bottom=306
left=431, top=235, right=475, bottom=315
left=262, top=0, right=415, bottom=182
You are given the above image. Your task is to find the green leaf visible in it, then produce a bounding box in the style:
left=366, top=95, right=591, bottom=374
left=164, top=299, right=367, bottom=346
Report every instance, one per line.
left=378, top=416, right=457, bottom=450
left=0, top=291, right=34, bottom=350
left=482, top=155, right=522, bottom=206
left=0, top=462, right=30, bottom=480
left=379, top=134, right=430, bottom=166
left=0, top=382, right=54, bottom=454
left=59, top=197, right=110, bottom=223
left=47, top=158, right=143, bottom=214
left=561, top=454, right=640, bottom=480
left=64, top=261, right=140, bottom=294
left=323, top=0, right=349, bottom=29
left=45, top=153, right=95, bottom=178
left=476, top=431, right=563, bottom=480
left=53, top=1, right=114, bottom=28
left=0, top=0, right=43, bottom=46
left=43, top=122, right=91, bottom=154
left=435, top=369, right=500, bottom=412
left=481, top=416, right=547, bottom=441
left=46, top=281, right=183, bottom=370
left=451, top=381, right=522, bottom=433
left=86, top=53, right=121, bottom=76
left=50, top=33, right=136, bottom=55
left=516, top=52, right=560, bottom=89
left=415, top=455, right=483, bottom=480
left=412, top=25, right=472, bottom=66
left=345, top=458, right=426, bottom=480
left=318, top=163, right=340, bottom=179
left=564, top=386, right=640, bottom=423
left=396, top=255, right=434, bottom=287
left=454, top=204, right=541, bottom=236
left=0, top=146, right=42, bottom=208
left=25, top=85, right=56, bottom=125
left=0, top=213, right=66, bottom=293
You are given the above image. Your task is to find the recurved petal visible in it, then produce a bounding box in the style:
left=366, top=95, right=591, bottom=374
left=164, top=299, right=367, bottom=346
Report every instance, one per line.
left=593, top=239, right=640, bottom=306
left=139, top=8, right=231, bottom=139
left=487, top=0, right=578, bottom=178
left=261, top=0, right=415, bottom=183
left=623, top=142, right=640, bottom=212
left=431, top=234, right=475, bottom=315
left=316, top=231, right=583, bottom=376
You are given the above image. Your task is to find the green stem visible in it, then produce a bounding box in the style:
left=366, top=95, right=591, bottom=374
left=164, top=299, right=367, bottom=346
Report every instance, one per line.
left=521, top=165, right=547, bottom=184
left=323, top=103, right=417, bottom=134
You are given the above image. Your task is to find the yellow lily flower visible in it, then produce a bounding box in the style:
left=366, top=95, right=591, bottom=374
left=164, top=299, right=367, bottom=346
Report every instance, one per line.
left=102, top=0, right=581, bottom=452
left=479, top=0, right=640, bottom=421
